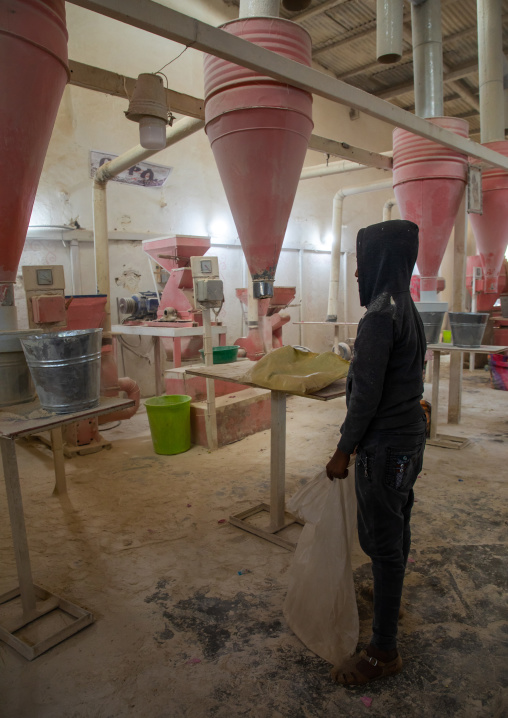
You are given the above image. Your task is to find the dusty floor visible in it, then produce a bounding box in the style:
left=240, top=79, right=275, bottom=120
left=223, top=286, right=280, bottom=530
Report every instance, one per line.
left=1, top=360, right=507, bottom=718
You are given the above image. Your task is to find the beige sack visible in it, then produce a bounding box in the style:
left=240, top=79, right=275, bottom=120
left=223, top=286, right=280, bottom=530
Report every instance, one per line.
left=284, top=470, right=359, bottom=666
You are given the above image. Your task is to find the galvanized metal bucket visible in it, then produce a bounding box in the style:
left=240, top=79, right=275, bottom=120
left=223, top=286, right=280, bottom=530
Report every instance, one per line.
left=418, top=311, right=446, bottom=345
left=20, top=328, right=102, bottom=414
left=448, top=312, right=489, bottom=348
left=0, top=330, right=37, bottom=407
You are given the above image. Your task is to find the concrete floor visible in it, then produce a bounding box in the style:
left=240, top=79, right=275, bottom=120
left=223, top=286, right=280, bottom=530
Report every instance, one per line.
left=1, top=359, right=507, bottom=718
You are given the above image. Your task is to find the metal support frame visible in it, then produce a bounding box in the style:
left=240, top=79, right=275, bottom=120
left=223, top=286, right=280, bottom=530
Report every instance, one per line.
left=68, top=0, right=508, bottom=171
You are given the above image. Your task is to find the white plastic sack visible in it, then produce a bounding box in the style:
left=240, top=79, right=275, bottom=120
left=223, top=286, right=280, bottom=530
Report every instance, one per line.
left=284, top=470, right=359, bottom=666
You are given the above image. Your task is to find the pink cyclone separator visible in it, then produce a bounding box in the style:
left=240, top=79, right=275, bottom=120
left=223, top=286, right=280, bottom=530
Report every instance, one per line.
left=468, top=140, right=508, bottom=303
left=0, top=0, right=69, bottom=286
left=203, top=18, right=313, bottom=297
left=393, top=117, right=469, bottom=295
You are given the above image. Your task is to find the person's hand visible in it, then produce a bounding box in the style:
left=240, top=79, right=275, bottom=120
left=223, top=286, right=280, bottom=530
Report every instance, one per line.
left=326, top=448, right=351, bottom=480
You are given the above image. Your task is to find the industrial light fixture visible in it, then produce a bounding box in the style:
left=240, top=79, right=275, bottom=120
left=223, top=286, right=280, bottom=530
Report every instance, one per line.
left=125, top=73, right=172, bottom=150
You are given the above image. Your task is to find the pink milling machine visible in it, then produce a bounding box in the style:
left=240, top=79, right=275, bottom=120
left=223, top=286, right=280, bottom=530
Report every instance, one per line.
left=467, top=141, right=508, bottom=347
left=393, top=117, right=469, bottom=342
left=203, top=16, right=313, bottom=360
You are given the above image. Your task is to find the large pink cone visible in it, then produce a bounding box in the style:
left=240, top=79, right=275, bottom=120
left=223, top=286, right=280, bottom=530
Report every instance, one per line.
left=0, top=0, right=68, bottom=285
left=469, top=140, right=508, bottom=299
left=203, top=18, right=313, bottom=294
left=393, top=118, right=469, bottom=294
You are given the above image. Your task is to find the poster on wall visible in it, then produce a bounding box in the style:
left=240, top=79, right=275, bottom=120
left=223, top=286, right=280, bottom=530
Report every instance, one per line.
left=89, top=150, right=172, bottom=188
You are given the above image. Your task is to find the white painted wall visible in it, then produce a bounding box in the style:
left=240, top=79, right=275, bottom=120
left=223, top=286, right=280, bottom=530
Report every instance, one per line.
left=19, top=0, right=406, bottom=395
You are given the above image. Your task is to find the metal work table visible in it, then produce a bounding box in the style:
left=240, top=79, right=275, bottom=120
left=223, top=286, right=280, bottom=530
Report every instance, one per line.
left=111, top=323, right=227, bottom=394
left=427, top=343, right=508, bottom=450
left=0, top=396, right=134, bottom=660
left=186, top=361, right=346, bottom=550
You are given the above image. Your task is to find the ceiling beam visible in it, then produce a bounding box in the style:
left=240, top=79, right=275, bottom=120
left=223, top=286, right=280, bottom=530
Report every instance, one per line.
left=66, top=0, right=508, bottom=170
left=308, top=135, right=393, bottom=169
left=68, top=60, right=205, bottom=119
left=374, top=61, right=479, bottom=101
left=69, top=60, right=391, bottom=169
left=292, top=0, right=350, bottom=24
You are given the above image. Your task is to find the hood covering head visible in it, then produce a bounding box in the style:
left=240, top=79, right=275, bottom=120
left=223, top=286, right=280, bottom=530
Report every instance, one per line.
left=356, top=219, right=419, bottom=307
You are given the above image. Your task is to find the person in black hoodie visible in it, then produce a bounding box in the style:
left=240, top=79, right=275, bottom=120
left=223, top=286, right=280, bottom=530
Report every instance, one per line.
left=326, top=219, right=427, bottom=685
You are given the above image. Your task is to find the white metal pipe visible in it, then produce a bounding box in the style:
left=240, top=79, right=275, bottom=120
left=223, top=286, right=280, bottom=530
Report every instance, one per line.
left=247, top=271, right=258, bottom=327
left=382, top=198, right=397, bottom=221
left=376, top=0, right=403, bottom=64
left=477, top=0, right=504, bottom=143
left=326, top=179, right=393, bottom=321
left=300, top=153, right=392, bottom=180
left=239, top=0, right=279, bottom=17
left=69, top=239, right=82, bottom=295
left=411, top=0, right=444, bottom=118
left=93, top=117, right=204, bottom=334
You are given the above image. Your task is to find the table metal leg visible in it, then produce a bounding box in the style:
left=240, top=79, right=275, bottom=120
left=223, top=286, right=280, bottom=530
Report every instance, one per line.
left=0, top=437, right=37, bottom=617
left=173, top=337, right=182, bottom=368
left=448, top=351, right=463, bottom=424
left=153, top=337, right=165, bottom=395
left=50, top=427, right=67, bottom=495
left=430, top=351, right=440, bottom=440
left=270, top=390, right=286, bottom=531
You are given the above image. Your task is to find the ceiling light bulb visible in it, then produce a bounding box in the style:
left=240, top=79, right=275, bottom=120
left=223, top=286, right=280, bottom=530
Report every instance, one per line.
left=139, top=116, right=167, bottom=150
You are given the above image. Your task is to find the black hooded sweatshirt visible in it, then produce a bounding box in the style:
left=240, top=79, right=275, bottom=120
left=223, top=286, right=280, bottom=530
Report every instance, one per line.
left=337, top=219, right=427, bottom=455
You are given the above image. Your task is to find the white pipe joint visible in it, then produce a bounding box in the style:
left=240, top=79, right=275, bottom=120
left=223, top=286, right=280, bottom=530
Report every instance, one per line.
left=376, top=0, right=403, bottom=64
left=478, top=0, right=504, bottom=143
left=239, top=0, right=280, bottom=17
left=411, top=0, right=444, bottom=118
left=383, top=198, right=397, bottom=221
left=326, top=179, right=393, bottom=321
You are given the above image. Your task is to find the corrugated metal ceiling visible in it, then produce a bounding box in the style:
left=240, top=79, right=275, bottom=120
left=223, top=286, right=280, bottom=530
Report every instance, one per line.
left=225, top=0, right=508, bottom=139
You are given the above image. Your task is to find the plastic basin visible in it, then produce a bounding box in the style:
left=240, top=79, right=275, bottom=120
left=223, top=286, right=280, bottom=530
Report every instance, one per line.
left=199, top=345, right=240, bottom=364
left=145, top=394, right=191, bottom=455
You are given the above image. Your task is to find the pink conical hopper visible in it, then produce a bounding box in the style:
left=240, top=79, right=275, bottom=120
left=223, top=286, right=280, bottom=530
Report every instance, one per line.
left=203, top=18, right=313, bottom=297
left=393, top=118, right=469, bottom=295
left=469, top=140, right=508, bottom=298
left=0, top=0, right=68, bottom=285
left=142, top=236, right=211, bottom=274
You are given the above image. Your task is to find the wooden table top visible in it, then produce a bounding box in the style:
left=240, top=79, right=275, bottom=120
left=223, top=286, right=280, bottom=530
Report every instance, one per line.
left=186, top=361, right=346, bottom=402
left=0, top=397, right=135, bottom=440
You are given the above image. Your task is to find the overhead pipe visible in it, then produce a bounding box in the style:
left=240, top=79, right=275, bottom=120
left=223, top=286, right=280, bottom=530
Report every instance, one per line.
left=477, top=0, right=504, bottom=143
left=410, top=0, right=444, bottom=118
left=239, top=0, right=279, bottom=16
left=326, top=179, right=393, bottom=321
left=376, top=0, right=403, bottom=64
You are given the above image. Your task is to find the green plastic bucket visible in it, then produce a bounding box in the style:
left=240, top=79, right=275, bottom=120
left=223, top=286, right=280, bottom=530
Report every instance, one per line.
left=145, top=395, right=192, bottom=455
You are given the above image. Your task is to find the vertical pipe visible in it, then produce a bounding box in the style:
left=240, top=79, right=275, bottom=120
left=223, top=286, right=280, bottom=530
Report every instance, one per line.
left=377, top=0, right=403, bottom=64
left=69, top=239, right=82, bottom=295
left=93, top=180, right=111, bottom=334
left=448, top=192, right=467, bottom=422
left=239, top=0, right=280, bottom=17
left=326, top=193, right=344, bottom=321
left=383, top=198, right=397, bottom=221
left=298, top=248, right=304, bottom=346
left=202, top=307, right=218, bottom=451
left=411, top=0, right=444, bottom=118
left=477, top=0, right=504, bottom=143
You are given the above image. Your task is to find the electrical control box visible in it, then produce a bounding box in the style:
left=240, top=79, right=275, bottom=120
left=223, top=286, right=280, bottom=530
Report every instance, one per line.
left=190, top=256, right=224, bottom=309
left=22, top=265, right=67, bottom=328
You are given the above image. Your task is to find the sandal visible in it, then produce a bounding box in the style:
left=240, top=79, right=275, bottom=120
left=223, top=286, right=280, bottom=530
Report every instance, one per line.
left=331, top=648, right=403, bottom=685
